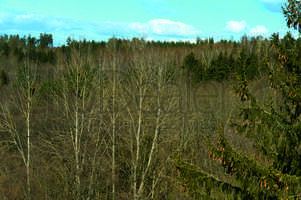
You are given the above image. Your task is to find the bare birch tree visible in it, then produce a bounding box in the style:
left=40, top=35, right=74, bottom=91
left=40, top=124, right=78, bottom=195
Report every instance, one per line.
left=0, top=59, right=38, bottom=200
left=43, top=47, right=101, bottom=199
left=118, top=48, right=178, bottom=199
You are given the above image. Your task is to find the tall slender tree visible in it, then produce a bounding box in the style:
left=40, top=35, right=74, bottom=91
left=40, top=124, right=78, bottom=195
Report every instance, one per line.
left=0, top=59, right=39, bottom=200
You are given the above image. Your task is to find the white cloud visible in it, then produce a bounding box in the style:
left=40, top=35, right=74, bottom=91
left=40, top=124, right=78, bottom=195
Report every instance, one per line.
left=225, top=20, right=247, bottom=33
left=169, top=38, right=197, bottom=43
left=147, top=19, right=201, bottom=37
left=127, top=19, right=201, bottom=37
left=181, top=39, right=196, bottom=44
left=225, top=20, right=269, bottom=36
left=250, top=25, right=269, bottom=35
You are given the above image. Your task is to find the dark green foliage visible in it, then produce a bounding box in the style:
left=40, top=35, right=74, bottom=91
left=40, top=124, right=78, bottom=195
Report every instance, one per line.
left=13, top=47, right=25, bottom=62
left=173, top=153, right=243, bottom=199
left=245, top=52, right=259, bottom=80
left=234, top=48, right=247, bottom=77
left=27, top=35, right=37, bottom=49
left=175, top=47, right=301, bottom=197
left=204, top=49, right=261, bottom=82
left=220, top=34, right=301, bottom=197
left=39, top=33, right=53, bottom=49
left=231, top=48, right=261, bottom=81
left=47, top=50, right=56, bottom=65
left=209, top=37, right=214, bottom=49
left=0, top=69, right=8, bottom=86
left=0, top=33, right=56, bottom=63
left=207, top=52, right=231, bottom=82
left=259, top=53, right=270, bottom=76
left=35, top=49, right=56, bottom=64
left=196, top=36, right=202, bottom=45
left=2, top=42, right=10, bottom=57
left=181, top=52, right=204, bottom=83
left=228, top=31, right=301, bottom=178
left=282, top=0, right=301, bottom=32
left=90, top=40, right=99, bottom=55
left=182, top=48, right=263, bottom=83
left=207, top=125, right=299, bottom=199
left=272, top=32, right=301, bottom=74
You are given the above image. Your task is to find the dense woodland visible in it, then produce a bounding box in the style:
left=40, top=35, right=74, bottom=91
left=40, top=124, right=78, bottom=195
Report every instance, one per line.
left=0, top=1, right=301, bottom=199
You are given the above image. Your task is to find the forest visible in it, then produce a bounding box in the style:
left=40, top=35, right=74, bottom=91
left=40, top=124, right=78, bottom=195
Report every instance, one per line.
left=0, top=1, right=301, bottom=199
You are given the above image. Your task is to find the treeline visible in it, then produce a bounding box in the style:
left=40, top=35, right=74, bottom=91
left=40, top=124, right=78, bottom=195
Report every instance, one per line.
left=1, top=32, right=300, bottom=87
left=182, top=49, right=265, bottom=83
left=0, top=33, right=55, bottom=64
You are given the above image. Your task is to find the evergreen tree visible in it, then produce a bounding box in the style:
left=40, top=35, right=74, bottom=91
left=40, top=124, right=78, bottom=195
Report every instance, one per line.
left=245, top=52, right=259, bottom=80
left=207, top=52, right=230, bottom=82
left=39, top=33, right=53, bottom=49
left=235, top=48, right=248, bottom=77
left=0, top=69, right=8, bottom=86
left=2, top=42, right=10, bottom=58
left=181, top=52, right=204, bottom=83
left=174, top=1, right=301, bottom=199
left=283, top=0, right=301, bottom=32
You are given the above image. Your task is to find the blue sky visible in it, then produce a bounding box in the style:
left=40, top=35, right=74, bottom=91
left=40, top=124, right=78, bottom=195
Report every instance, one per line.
left=0, top=0, right=298, bottom=46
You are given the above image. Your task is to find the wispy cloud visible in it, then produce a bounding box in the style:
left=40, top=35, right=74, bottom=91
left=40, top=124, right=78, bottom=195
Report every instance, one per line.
left=0, top=11, right=81, bottom=32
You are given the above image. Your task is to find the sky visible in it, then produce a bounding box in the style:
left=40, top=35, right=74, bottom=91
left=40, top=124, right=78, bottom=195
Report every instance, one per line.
left=0, top=0, right=298, bottom=46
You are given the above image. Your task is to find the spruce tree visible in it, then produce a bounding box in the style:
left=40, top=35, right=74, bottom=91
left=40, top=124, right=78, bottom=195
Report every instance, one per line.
left=0, top=69, right=8, bottom=86
left=174, top=1, right=301, bottom=199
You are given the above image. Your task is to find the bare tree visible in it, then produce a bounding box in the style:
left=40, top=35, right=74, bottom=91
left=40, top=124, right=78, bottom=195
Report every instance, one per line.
left=47, top=48, right=101, bottom=199
left=0, top=59, right=38, bottom=200
left=118, top=48, right=179, bottom=199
